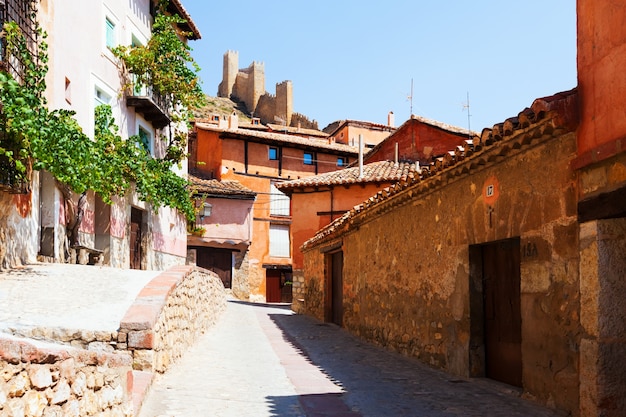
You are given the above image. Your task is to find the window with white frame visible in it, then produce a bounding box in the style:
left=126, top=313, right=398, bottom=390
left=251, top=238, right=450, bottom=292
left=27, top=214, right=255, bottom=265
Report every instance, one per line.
left=270, top=183, right=290, bottom=216
left=269, top=224, right=290, bottom=257
left=105, top=17, right=116, bottom=49
left=94, top=85, right=112, bottom=107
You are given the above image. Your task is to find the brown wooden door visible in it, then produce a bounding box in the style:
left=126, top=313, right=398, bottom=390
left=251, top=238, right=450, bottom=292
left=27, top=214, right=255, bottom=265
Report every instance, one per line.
left=196, top=248, right=232, bottom=288
left=331, top=251, right=343, bottom=326
left=130, top=208, right=142, bottom=270
left=266, top=269, right=282, bottom=303
left=482, top=238, right=522, bottom=387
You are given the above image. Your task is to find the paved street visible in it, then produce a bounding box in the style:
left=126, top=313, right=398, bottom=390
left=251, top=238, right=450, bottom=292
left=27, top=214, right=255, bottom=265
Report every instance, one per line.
left=139, top=300, right=563, bottom=417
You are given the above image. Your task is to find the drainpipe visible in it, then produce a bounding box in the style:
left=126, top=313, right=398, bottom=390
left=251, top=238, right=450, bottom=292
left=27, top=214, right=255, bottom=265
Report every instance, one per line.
left=358, top=134, right=364, bottom=179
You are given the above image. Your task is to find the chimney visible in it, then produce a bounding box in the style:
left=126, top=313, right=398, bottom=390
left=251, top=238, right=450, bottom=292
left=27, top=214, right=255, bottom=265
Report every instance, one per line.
left=358, top=134, right=364, bottom=178
left=228, top=111, right=238, bottom=129
left=388, top=111, right=395, bottom=128
left=394, top=142, right=399, bottom=166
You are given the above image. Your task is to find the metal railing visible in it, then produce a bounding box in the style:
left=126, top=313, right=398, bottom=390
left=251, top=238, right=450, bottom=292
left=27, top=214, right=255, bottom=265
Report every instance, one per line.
left=0, top=1, right=38, bottom=194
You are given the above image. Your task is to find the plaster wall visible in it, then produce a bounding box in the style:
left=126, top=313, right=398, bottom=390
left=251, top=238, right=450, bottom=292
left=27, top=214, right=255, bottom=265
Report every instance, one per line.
left=577, top=0, right=626, bottom=157
left=0, top=173, right=40, bottom=269
left=304, top=132, right=580, bottom=415
left=196, top=197, right=253, bottom=243
left=290, top=183, right=395, bottom=270
left=337, top=124, right=393, bottom=148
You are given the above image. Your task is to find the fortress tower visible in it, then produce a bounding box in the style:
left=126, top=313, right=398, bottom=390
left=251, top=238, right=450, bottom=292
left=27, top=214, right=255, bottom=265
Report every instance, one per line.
left=218, top=50, right=238, bottom=98
left=276, top=80, right=293, bottom=126
left=217, top=51, right=315, bottom=129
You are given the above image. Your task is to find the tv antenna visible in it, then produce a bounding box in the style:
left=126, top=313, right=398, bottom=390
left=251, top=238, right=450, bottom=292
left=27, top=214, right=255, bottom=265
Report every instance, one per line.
left=462, top=92, right=472, bottom=139
left=407, top=78, right=414, bottom=117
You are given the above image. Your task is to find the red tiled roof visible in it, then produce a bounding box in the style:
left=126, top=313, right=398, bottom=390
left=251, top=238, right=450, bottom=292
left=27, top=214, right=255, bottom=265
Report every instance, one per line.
left=195, top=123, right=359, bottom=156
left=188, top=175, right=256, bottom=198
left=170, top=0, right=201, bottom=40
left=302, top=88, right=579, bottom=251
left=276, top=161, right=419, bottom=191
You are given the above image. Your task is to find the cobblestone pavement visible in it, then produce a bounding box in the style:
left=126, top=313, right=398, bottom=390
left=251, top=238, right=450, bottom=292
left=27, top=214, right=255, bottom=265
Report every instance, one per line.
left=0, top=263, right=157, bottom=332
left=140, top=300, right=564, bottom=417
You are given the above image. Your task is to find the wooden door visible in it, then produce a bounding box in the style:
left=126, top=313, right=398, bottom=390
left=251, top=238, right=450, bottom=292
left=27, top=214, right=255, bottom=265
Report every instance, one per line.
left=330, top=251, right=344, bottom=326
left=130, top=208, right=142, bottom=270
left=482, top=238, right=522, bottom=387
left=197, top=248, right=232, bottom=288
left=266, top=269, right=282, bottom=303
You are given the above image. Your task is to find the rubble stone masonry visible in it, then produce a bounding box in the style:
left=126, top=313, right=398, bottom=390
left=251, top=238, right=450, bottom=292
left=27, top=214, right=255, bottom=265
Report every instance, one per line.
left=303, top=128, right=581, bottom=415
left=0, top=335, right=133, bottom=416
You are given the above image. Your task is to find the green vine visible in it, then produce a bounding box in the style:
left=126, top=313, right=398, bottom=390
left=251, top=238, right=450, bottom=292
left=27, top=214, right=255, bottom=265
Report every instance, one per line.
left=0, top=18, right=197, bottom=222
left=112, top=5, right=205, bottom=164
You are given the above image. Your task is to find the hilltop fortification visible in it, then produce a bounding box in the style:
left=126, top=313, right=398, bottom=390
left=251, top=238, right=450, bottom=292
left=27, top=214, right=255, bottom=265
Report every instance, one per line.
left=217, top=50, right=318, bottom=130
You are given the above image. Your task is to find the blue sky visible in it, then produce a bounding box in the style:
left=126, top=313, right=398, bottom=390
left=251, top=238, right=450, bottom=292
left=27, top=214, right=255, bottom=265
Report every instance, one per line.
left=182, top=1, right=577, bottom=132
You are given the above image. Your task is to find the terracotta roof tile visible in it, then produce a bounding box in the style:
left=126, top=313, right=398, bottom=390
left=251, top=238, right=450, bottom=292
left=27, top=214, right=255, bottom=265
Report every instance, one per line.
left=188, top=175, right=256, bottom=198
left=302, top=88, right=579, bottom=251
left=276, top=161, right=419, bottom=191
left=195, top=123, right=359, bottom=155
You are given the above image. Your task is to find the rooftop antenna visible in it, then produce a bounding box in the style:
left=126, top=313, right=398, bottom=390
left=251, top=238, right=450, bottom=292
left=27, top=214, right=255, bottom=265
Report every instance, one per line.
left=407, top=78, right=414, bottom=117
left=462, top=91, right=472, bottom=140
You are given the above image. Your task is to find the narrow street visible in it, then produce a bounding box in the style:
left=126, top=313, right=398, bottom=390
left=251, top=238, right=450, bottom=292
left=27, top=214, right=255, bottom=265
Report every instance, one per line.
left=139, top=300, right=562, bottom=417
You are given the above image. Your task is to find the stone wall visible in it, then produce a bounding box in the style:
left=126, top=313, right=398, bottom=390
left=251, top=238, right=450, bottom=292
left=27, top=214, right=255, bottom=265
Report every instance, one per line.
left=232, top=250, right=251, bottom=300
left=303, top=128, right=581, bottom=415
left=0, top=334, right=133, bottom=416
left=119, top=265, right=226, bottom=373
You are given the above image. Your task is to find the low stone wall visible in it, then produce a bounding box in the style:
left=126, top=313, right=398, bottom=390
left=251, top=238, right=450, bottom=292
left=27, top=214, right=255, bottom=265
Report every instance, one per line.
left=0, top=334, right=133, bottom=416
left=119, top=265, right=227, bottom=373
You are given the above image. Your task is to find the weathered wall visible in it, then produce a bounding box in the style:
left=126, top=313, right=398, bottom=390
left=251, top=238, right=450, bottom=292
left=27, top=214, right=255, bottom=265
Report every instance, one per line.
left=579, top=216, right=626, bottom=417
left=0, top=172, right=40, bottom=269
left=365, top=117, right=469, bottom=164
left=303, top=130, right=580, bottom=415
left=0, top=335, right=133, bottom=416
left=577, top=0, right=626, bottom=159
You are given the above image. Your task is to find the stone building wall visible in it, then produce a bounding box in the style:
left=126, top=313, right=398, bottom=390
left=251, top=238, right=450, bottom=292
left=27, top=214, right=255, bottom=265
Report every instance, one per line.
left=303, top=126, right=581, bottom=415
left=232, top=250, right=251, bottom=300
left=0, top=335, right=133, bottom=416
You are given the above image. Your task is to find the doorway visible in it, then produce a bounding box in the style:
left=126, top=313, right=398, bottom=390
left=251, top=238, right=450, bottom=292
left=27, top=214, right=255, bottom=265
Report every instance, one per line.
left=470, top=238, right=522, bottom=387
left=196, top=247, right=233, bottom=288
left=130, top=207, right=143, bottom=270
left=481, top=238, right=522, bottom=386
left=325, top=250, right=343, bottom=326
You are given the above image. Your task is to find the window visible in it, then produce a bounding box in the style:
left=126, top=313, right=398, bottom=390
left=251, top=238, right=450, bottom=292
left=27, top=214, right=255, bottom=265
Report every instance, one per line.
left=94, top=86, right=112, bottom=107
left=269, top=224, right=290, bottom=257
left=303, top=152, right=314, bottom=165
left=269, top=147, right=278, bottom=160
left=138, top=126, right=152, bottom=153
left=64, top=77, right=71, bottom=104
left=337, top=157, right=348, bottom=167
left=270, top=183, right=290, bottom=216
left=105, top=17, right=116, bottom=49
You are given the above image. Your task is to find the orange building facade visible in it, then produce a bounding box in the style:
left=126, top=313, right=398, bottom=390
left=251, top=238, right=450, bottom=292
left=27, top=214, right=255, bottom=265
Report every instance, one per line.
left=278, top=161, right=420, bottom=311
left=189, top=121, right=358, bottom=302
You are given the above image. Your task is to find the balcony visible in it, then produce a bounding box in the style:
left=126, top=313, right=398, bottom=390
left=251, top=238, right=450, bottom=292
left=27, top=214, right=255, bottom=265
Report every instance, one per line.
left=125, top=75, right=171, bottom=129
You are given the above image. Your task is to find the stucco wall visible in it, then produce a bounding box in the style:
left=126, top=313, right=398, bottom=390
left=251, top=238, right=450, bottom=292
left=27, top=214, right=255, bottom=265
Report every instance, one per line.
left=303, top=131, right=580, bottom=415
left=0, top=173, right=40, bottom=269
left=577, top=0, right=626, bottom=157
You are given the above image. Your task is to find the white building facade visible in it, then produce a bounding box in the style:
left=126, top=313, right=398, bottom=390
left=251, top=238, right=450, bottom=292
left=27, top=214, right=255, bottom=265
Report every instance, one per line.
left=0, top=0, right=200, bottom=270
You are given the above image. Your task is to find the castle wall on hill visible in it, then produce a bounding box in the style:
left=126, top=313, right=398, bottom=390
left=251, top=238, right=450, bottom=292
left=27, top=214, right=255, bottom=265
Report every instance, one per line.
left=217, top=51, right=317, bottom=130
